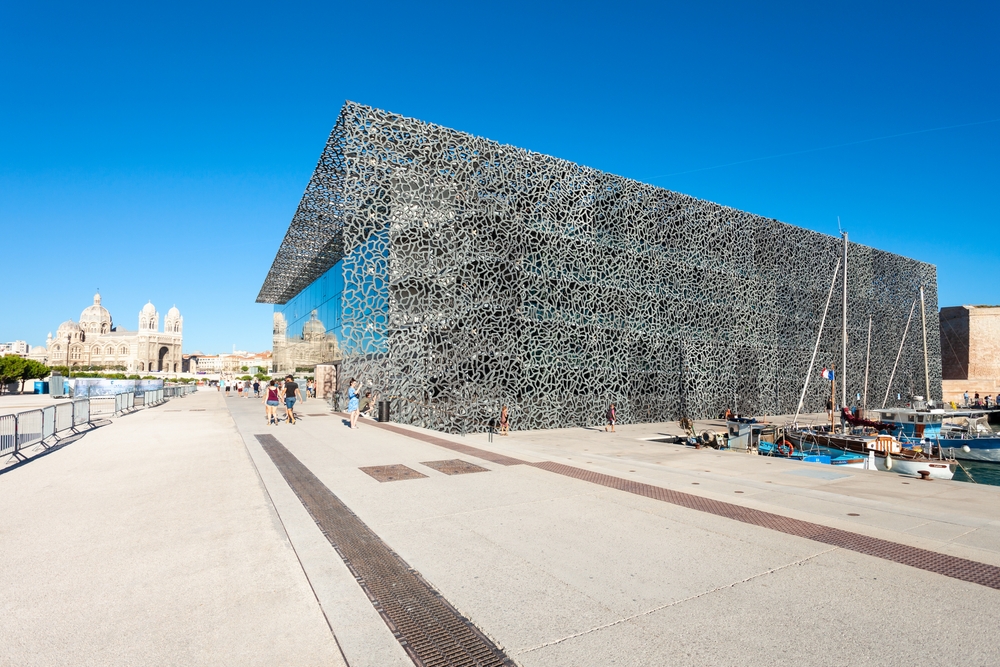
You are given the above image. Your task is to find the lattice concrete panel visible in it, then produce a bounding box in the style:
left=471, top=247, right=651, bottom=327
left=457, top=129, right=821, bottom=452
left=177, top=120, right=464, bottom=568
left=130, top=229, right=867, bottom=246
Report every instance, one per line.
left=260, top=102, right=941, bottom=432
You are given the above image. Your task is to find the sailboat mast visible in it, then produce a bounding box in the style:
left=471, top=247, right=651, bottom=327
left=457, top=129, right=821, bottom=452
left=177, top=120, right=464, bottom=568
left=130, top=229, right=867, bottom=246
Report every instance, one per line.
left=920, top=285, right=931, bottom=400
left=862, top=315, right=872, bottom=413
left=841, top=230, right=848, bottom=409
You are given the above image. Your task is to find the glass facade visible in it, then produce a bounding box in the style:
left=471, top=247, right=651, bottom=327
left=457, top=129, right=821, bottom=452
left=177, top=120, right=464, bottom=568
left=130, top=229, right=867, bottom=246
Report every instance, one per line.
left=271, top=260, right=347, bottom=374
left=275, top=260, right=345, bottom=341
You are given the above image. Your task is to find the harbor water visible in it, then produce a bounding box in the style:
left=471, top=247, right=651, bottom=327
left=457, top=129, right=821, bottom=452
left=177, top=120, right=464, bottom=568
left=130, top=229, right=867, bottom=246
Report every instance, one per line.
left=953, top=460, right=1000, bottom=486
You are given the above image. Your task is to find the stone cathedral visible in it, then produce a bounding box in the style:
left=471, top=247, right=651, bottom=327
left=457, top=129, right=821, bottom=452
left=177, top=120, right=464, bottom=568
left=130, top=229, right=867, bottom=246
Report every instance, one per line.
left=40, top=293, right=184, bottom=373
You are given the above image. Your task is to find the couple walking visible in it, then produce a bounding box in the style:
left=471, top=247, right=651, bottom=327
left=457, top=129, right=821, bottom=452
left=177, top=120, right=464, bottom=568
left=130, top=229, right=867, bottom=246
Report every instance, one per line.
left=263, top=375, right=302, bottom=425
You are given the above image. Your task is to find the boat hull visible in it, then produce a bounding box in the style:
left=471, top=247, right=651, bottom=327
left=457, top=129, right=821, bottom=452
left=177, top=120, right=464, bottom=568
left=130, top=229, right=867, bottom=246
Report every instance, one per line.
left=787, top=431, right=956, bottom=479
left=927, top=437, right=1000, bottom=463
left=874, top=457, right=955, bottom=480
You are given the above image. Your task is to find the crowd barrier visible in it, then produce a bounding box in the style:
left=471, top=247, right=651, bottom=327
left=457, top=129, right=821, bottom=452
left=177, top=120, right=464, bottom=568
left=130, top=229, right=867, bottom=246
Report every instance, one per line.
left=0, top=384, right=196, bottom=460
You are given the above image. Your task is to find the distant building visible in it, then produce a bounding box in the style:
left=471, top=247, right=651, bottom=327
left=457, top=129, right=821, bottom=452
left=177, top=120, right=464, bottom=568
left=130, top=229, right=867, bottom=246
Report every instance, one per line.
left=0, top=340, right=29, bottom=356
left=186, top=350, right=272, bottom=375
left=940, top=306, right=1000, bottom=403
left=38, top=293, right=184, bottom=373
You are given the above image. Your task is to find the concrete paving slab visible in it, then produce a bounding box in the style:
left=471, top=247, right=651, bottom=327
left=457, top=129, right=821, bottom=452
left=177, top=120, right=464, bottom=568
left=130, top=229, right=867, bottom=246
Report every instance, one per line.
left=0, top=390, right=344, bottom=667
left=222, top=399, right=1000, bottom=666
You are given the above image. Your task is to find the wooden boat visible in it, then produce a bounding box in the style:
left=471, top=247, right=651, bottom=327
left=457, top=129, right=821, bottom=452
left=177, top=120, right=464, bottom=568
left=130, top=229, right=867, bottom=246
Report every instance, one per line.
left=786, top=428, right=956, bottom=480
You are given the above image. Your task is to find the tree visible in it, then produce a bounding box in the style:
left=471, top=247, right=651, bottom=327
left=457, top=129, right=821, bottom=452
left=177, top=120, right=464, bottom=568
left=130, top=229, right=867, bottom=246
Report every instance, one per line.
left=0, top=355, right=26, bottom=395
left=241, top=366, right=249, bottom=373
left=18, top=359, right=51, bottom=392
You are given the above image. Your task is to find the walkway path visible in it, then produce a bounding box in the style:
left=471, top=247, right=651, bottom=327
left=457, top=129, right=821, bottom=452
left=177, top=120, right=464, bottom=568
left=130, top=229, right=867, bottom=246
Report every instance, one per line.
left=4, top=390, right=1000, bottom=665
left=0, top=390, right=345, bottom=667
left=227, top=398, right=1000, bottom=666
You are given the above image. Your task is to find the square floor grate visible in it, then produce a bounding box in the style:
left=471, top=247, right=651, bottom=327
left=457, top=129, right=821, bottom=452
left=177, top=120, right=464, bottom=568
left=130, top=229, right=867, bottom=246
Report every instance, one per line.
left=359, top=464, right=428, bottom=483
left=421, top=459, right=490, bottom=476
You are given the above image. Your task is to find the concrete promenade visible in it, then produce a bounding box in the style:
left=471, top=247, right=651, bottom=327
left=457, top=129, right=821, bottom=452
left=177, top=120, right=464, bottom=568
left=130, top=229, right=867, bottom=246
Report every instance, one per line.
left=3, top=389, right=1000, bottom=665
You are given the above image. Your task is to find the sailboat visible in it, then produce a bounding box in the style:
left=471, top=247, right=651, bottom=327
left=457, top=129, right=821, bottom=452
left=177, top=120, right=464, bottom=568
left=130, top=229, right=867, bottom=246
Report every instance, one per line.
left=783, top=231, right=956, bottom=480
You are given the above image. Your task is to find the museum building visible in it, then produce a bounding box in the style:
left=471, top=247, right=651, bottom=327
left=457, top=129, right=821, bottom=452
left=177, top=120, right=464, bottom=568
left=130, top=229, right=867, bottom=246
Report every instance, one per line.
left=258, top=102, right=941, bottom=431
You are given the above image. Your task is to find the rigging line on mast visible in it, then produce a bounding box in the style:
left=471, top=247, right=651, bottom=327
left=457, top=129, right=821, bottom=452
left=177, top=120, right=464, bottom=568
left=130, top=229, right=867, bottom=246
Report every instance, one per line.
left=882, top=299, right=917, bottom=409
left=793, top=256, right=841, bottom=426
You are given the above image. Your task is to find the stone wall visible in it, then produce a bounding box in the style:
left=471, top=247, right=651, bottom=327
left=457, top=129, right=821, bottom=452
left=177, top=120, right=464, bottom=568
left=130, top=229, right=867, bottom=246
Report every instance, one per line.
left=940, top=306, right=1000, bottom=381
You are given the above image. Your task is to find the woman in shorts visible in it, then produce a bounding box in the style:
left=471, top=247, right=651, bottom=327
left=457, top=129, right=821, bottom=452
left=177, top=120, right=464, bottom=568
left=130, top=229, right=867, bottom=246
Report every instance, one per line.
left=498, top=405, right=509, bottom=436
left=263, top=380, right=281, bottom=425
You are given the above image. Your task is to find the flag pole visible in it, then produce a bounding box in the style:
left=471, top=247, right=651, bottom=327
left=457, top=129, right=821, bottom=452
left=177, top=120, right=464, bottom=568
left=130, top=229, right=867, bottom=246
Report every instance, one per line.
left=831, top=364, right=836, bottom=432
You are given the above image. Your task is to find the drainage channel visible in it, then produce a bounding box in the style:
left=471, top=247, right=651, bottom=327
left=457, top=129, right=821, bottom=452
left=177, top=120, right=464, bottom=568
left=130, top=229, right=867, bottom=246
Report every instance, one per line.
left=255, top=434, right=515, bottom=667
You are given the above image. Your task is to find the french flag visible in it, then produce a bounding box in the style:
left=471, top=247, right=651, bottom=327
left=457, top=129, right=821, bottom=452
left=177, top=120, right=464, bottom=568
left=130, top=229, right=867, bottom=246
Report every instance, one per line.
left=821, top=368, right=835, bottom=380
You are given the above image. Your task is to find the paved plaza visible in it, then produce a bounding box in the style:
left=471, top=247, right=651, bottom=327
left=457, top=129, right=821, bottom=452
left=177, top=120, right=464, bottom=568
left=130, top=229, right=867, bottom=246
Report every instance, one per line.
left=3, top=389, right=1000, bottom=665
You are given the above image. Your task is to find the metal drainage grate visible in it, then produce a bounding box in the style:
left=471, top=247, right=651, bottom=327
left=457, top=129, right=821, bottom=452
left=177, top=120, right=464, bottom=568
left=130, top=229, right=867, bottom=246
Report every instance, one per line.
left=421, top=459, right=489, bottom=476
left=189, top=409, right=205, bottom=412
left=360, top=419, right=527, bottom=466
left=255, top=434, right=514, bottom=667
left=527, top=461, right=1000, bottom=591
left=360, top=464, right=428, bottom=483
left=306, top=413, right=331, bottom=417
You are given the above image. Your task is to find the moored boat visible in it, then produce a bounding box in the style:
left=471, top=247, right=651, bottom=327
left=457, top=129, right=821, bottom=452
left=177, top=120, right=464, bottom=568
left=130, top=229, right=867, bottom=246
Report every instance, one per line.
left=869, top=407, right=1000, bottom=463
left=786, top=428, right=956, bottom=480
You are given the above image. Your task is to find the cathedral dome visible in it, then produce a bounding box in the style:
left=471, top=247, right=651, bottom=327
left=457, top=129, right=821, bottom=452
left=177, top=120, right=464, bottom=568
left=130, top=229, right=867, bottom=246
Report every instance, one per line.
left=302, top=310, right=326, bottom=336
left=80, top=293, right=112, bottom=332
left=56, top=320, right=81, bottom=336
left=166, top=306, right=180, bottom=318
left=142, top=302, right=157, bottom=315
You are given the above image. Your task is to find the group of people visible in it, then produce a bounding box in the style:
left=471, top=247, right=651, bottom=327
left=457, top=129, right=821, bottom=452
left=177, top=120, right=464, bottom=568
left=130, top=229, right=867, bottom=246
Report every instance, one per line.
left=262, top=375, right=303, bottom=426
left=964, top=392, right=995, bottom=409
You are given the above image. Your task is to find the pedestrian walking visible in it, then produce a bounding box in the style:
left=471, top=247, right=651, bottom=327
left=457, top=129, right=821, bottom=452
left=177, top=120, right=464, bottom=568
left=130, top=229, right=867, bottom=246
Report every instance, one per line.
left=498, top=405, right=509, bottom=435
left=347, top=378, right=360, bottom=429
left=225, top=380, right=231, bottom=395
left=605, top=402, right=617, bottom=432
left=964, top=391, right=970, bottom=407
left=283, top=375, right=301, bottom=424
left=263, top=380, right=280, bottom=425
left=252, top=379, right=260, bottom=398
left=237, top=381, right=243, bottom=398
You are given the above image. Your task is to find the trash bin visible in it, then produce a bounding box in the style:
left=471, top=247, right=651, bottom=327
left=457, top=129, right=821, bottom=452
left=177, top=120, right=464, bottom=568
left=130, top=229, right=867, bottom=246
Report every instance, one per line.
left=377, top=399, right=390, bottom=423
left=34, top=381, right=49, bottom=394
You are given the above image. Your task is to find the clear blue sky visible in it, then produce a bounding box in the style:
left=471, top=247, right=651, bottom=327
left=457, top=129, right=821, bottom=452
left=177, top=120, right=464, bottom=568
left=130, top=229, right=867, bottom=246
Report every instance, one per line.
left=2, top=1, right=997, bottom=353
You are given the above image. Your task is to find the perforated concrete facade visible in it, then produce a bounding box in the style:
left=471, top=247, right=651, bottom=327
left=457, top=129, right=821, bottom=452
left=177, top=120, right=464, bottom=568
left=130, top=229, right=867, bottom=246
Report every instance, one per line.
left=259, top=102, right=941, bottom=431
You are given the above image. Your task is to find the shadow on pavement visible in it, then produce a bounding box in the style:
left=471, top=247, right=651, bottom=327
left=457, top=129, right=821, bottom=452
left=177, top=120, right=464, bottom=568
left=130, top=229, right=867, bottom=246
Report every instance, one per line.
left=0, top=419, right=111, bottom=477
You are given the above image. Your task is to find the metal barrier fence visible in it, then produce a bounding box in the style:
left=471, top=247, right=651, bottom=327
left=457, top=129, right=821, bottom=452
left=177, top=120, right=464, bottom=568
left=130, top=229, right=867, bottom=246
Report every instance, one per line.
left=0, top=384, right=190, bottom=461
left=0, top=414, right=15, bottom=456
